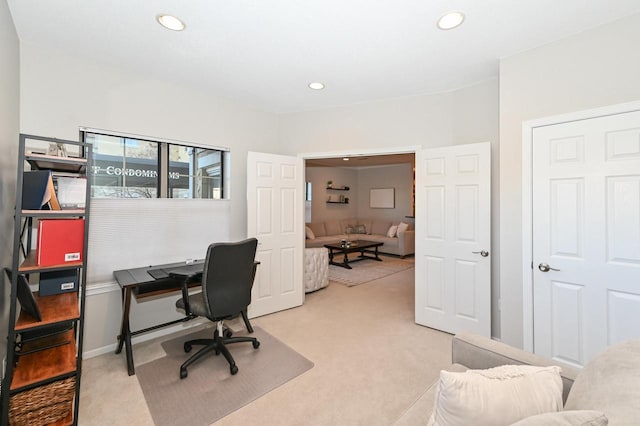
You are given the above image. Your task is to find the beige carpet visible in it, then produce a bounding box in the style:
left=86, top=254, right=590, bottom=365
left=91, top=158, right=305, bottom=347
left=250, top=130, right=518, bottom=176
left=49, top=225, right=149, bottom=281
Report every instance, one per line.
left=328, top=255, right=415, bottom=286
left=136, top=326, right=314, bottom=426
left=78, top=267, right=453, bottom=426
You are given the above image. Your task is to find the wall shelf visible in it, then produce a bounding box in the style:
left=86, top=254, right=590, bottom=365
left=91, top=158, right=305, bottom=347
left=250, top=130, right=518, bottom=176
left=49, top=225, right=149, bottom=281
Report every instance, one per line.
left=326, top=200, right=349, bottom=204
left=326, top=186, right=349, bottom=191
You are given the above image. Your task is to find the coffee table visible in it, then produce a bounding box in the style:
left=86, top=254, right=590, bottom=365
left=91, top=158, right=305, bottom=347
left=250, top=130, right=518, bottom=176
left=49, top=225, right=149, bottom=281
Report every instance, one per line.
left=324, top=240, right=384, bottom=269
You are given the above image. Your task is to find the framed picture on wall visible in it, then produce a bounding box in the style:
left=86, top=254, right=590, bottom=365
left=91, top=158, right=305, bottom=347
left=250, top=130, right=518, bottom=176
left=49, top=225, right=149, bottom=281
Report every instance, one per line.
left=370, top=188, right=395, bottom=208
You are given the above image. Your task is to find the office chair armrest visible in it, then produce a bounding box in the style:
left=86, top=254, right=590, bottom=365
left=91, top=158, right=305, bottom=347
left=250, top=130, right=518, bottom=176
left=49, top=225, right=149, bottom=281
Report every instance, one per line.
left=180, top=279, right=192, bottom=315
left=169, top=270, right=201, bottom=316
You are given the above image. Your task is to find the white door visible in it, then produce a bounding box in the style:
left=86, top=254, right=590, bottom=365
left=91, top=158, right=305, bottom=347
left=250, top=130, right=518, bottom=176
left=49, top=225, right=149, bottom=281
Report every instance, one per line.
left=532, top=110, right=640, bottom=367
left=415, top=142, right=491, bottom=336
left=247, top=152, right=304, bottom=318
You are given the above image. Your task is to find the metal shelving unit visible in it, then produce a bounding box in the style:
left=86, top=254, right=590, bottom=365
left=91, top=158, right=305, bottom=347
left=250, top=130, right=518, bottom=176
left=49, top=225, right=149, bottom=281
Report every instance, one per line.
left=1, top=134, right=92, bottom=426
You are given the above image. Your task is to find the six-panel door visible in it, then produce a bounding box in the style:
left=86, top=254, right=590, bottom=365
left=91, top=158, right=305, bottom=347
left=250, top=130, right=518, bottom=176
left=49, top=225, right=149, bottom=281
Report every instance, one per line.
left=532, top=110, right=640, bottom=367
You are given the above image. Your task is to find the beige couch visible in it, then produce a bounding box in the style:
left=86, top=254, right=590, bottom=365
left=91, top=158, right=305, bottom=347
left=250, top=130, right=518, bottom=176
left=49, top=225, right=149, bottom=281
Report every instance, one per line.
left=395, top=333, right=640, bottom=425
left=305, top=218, right=415, bottom=257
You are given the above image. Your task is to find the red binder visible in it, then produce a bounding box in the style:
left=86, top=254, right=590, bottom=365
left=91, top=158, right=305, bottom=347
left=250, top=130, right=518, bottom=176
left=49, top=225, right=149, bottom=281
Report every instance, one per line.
left=36, top=219, right=85, bottom=266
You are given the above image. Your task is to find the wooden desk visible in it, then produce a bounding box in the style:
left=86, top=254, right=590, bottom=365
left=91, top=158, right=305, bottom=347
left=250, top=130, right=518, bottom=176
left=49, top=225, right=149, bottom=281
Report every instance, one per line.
left=113, top=260, right=205, bottom=376
left=113, top=260, right=258, bottom=376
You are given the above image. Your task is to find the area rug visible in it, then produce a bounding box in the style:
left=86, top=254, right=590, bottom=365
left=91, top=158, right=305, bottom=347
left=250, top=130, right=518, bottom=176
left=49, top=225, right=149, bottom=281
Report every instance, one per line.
left=329, top=255, right=415, bottom=286
left=136, top=326, right=314, bottom=426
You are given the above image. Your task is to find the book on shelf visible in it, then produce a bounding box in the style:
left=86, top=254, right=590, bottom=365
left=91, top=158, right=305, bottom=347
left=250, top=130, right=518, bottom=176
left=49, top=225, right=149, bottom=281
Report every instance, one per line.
left=22, top=170, right=61, bottom=210
left=36, top=219, right=84, bottom=266
left=56, top=177, right=87, bottom=209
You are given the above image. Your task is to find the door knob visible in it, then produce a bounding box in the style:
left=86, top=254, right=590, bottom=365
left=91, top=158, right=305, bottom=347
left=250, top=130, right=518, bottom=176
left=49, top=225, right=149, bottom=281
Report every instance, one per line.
left=472, top=250, right=489, bottom=257
left=538, top=263, right=560, bottom=272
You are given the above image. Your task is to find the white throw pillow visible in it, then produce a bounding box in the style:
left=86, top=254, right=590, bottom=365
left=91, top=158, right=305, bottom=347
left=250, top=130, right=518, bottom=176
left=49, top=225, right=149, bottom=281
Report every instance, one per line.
left=386, top=225, right=398, bottom=238
left=305, top=226, right=316, bottom=240
left=397, top=221, right=409, bottom=234
left=427, top=365, right=563, bottom=426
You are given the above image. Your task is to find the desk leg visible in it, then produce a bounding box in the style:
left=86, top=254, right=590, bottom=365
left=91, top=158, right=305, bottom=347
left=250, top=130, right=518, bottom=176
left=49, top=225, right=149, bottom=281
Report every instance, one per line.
left=116, top=287, right=135, bottom=375
left=116, top=288, right=126, bottom=354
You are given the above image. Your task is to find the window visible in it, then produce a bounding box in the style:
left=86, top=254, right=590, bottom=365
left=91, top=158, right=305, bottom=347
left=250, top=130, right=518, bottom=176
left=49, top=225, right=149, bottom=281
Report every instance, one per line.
left=83, top=131, right=228, bottom=199
left=168, top=145, right=223, bottom=199
left=86, top=133, right=159, bottom=198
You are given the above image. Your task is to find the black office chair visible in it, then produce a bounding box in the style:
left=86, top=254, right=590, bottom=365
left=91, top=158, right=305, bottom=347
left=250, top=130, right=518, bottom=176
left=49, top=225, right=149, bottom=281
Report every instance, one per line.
left=175, top=238, right=260, bottom=379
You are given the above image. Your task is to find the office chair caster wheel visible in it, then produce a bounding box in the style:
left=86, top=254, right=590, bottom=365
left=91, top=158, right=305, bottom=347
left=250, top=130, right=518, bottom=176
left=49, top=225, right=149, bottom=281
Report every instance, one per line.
left=224, top=329, right=233, bottom=338
left=252, top=340, right=260, bottom=349
left=230, top=365, right=238, bottom=375
left=180, top=368, right=188, bottom=379
left=184, top=342, right=192, bottom=353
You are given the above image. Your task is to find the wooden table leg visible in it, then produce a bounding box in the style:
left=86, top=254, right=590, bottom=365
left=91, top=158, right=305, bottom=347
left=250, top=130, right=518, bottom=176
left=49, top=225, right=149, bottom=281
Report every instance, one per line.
left=115, top=287, right=127, bottom=354
left=116, top=287, right=136, bottom=375
left=342, top=252, right=352, bottom=269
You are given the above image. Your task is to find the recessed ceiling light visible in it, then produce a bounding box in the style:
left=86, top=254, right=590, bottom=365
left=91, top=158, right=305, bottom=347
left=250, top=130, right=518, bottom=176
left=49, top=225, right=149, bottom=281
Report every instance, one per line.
left=157, top=14, right=186, bottom=31
left=343, top=158, right=350, bottom=161
left=437, top=11, right=465, bottom=30
left=308, top=82, right=325, bottom=90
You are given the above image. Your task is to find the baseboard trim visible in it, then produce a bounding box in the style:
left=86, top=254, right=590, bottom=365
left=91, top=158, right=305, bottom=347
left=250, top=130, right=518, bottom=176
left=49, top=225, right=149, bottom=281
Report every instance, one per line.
left=83, top=317, right=209, bottom=359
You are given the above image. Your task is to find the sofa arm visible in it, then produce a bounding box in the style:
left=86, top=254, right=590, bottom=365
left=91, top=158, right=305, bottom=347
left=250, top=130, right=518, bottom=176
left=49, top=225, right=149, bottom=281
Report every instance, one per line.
left=452, top=333, right=579, bottom=403
left=396, top=230, right=415, bottom=256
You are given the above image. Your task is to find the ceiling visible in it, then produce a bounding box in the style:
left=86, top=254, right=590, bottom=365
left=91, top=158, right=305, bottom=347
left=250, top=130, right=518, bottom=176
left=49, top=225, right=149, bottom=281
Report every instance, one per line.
left=7, top=1, right=640, bottom=114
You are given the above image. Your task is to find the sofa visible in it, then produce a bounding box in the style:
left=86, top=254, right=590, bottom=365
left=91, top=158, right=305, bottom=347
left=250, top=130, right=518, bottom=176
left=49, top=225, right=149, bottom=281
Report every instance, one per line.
left=395, top=333, right=640, bottom=425
left=305, top=218, right=415, bottom=257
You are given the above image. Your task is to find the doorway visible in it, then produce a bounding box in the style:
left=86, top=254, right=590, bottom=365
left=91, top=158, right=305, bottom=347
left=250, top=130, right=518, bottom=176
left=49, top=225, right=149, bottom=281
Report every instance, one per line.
left=301, top=142, right=492, bottom=337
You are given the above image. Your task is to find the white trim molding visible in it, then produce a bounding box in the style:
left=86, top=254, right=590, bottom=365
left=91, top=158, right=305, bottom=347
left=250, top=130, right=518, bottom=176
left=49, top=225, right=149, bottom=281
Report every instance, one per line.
left=79, top=126, right=230, bottom=151
left=521, top=100, right=640, bottom=352
left=86, top=281, right=120, bottom=296
left=298, top=145, right=421, bottom=160
left=83, top=318, right=209, bottom=359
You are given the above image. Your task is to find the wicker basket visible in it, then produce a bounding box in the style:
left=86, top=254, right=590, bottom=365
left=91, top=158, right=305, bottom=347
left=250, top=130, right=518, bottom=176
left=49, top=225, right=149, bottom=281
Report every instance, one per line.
left=9, top=377, right=75, bottom=426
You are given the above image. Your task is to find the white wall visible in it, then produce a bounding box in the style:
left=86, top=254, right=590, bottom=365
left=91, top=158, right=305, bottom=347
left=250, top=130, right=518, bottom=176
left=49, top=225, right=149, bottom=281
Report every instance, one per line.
left=499, top=13, right=640, bottom=347
left=20, top=42, right=280, bottom=242
left=0, top=0, right=19, bottom=368
left=18, top=42, right=282, bottom=353
left=356, top=164, right=413, bottom=223
left=283, top=78, right=501, bottom=338
left=305, top=163, right=414, bottom=226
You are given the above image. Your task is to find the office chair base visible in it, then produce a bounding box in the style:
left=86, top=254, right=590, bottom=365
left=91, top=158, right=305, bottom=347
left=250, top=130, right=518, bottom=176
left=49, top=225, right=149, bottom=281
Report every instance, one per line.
left=179, top=329, right=259, bottom=379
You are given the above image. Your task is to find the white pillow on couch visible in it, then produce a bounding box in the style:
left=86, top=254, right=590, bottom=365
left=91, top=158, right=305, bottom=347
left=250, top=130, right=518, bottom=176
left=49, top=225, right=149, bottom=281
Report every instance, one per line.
left=387, top=225, right=398, bottom=238
left=305, top=226, right=316, bottom=240
left=427, top=365, right=563, bottom=426
left=397, top=221, right=409, bottom=234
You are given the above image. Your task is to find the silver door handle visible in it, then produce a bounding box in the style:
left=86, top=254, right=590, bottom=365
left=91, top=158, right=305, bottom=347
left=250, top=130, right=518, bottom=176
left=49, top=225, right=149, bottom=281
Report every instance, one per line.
left=472, top=250, right=489, bottom=257
left=538, top=263, right=560, bottom=272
